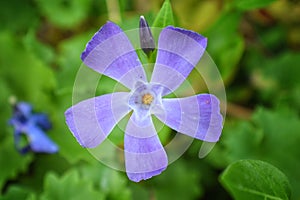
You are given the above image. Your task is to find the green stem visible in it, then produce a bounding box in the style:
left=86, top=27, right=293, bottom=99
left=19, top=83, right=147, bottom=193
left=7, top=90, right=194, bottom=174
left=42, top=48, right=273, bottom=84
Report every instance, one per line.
left=106, top=0, right=121, bottom=23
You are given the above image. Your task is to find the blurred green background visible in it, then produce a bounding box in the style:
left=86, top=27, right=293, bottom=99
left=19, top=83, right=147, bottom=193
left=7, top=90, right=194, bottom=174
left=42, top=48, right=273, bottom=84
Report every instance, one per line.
left=1, top=0, right=300, bottom=199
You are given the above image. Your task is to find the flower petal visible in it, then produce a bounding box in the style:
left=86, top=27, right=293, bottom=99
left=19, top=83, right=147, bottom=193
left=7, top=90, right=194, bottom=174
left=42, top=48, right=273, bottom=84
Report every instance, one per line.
left=155, top=94, right=223, bottom=142
left=26, top=125, right=58, bottom=153
left=32, top=113, right=52, bottom=130
left=126, top=113, right=157, bottom=138
left=15, top=102, right=32, bottom=117
left=10, top=102, right=33, bottom=125
left=124, top=116, right=168, bottom=182
left=65, top=92, right=131, bottom=148
left=81, top=21, right=147, bottom=89
left=151, top=26, right=207, bottom=96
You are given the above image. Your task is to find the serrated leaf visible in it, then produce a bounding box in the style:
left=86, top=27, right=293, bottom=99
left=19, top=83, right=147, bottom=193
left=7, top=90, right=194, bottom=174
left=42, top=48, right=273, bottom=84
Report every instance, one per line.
left=234, top=0, right=277, bottom=10
left=152, top=0, right=174, bottom=28
left=0, top=136, right=33, bottom=191
left=40, top=170, right=104, bottom=200
left=220, top=160, right=291, bottom=200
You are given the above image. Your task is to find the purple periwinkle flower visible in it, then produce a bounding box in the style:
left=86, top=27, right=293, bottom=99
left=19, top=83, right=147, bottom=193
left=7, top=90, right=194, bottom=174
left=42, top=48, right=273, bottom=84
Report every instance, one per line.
left=9, top=102, right=58, bottom=154
left=65, top=21, right=223, bottom=182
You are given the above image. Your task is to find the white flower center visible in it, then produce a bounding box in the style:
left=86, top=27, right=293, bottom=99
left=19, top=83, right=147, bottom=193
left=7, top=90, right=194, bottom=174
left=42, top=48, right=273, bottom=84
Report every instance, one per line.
left=128, top=81, right=164, bottom=121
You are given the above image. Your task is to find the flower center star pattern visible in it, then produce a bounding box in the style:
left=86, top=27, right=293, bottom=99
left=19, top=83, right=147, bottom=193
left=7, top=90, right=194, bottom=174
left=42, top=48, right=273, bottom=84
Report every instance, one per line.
left=65, top=21, right=223, bottom=182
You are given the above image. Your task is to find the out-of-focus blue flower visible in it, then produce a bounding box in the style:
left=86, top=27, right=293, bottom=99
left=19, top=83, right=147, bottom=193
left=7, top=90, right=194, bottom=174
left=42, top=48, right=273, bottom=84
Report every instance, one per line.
left=9, top=102, right=58, bottom=154
left=65, top=18, right=223, bottom=182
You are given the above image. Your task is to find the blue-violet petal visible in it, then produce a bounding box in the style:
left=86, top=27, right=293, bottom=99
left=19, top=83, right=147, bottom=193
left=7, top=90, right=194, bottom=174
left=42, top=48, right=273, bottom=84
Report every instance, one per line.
left=155, top=94, right=223, bottom=142
left=81, top=21, right=147, bottom=89
left=124, top=115, right=168, bottom=182
left=151, top=26, right=207, bottom=96
left=65, top=92, right=131, bottom=148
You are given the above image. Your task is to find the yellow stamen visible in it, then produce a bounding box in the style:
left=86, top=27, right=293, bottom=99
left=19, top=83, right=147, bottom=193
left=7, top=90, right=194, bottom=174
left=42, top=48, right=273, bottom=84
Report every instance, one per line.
left=142, top=93, right=153, bottom=105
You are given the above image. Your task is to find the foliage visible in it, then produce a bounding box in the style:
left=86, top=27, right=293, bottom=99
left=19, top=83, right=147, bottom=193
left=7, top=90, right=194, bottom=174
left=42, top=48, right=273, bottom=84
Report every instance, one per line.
left=1, top=0, right=299, bottom=199
left=152, top=0, right=174, bottom=28
left=220, top=159, right=291, bottom=200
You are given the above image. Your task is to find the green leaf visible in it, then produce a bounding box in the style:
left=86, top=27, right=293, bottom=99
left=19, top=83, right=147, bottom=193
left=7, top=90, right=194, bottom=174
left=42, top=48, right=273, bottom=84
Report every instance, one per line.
left=127, top=159, right=202, bottom=200
left=0, top=136, right=33, bottom=191
left=149, top=0, right=175, bottom=65
left=0, top=186, right=35, bottom=200
left=22, top=29, right=55, bottom=65
left=233, top=0, right=277, bottom=10
left=0, top=79, right=11, bottom=139
left=150, top=159, right=203, bottom=200
left=57, top=31, right=95, bottom=88
left=152, top=0, right=174, bottom=28
left=79, top=162, right=132, bottom=200
left=35, top=0, right=92, bottom=29
left=136, top=48, right=149, bottom=67
left=220, top=160, right=291, bottom=200
left=40, top=170, right=104, bottom=200
left=205, top=11, right=245, bottom=84
left=258, top=25, right=286, bottom=50
left=15, top=154, right=71, bottom=193
left=245, top=51, right=300, bottom=110
left=0, top=31, right=56, bottom=108
left=96, top=75, right=128, bottom=97
left=246, top=52, right=300, bottom=91
left=210, top=107, right=300, bottom=199
left=0, top=0, right=39, bottom=32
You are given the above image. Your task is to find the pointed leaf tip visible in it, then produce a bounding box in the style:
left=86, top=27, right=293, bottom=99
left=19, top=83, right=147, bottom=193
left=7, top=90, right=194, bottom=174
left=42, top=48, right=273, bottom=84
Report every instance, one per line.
left=152, top=0, right=174, bottom=28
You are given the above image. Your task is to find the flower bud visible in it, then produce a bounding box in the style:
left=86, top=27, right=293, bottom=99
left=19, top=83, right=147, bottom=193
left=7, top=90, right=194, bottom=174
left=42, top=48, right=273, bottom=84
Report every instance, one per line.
left=139, top=16, right=155, bottom=55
